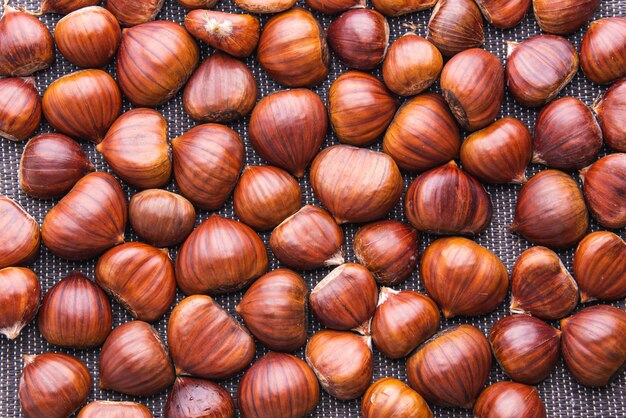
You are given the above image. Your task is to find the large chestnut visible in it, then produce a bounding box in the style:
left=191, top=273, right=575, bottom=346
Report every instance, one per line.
left=0, top=77, right=41, bottom=142
left=106, top=0, right=164, bottom=27
left=580, top=17, right=626, bottom=85
left=0, top=267, right=40, bottom=340
left=165, top=377, right=234, bottom=418
left=474, top=0, right=530, bottom=29
left=361, top=378, right=433, bottom=418
left=474, top=382, right=547, bottom=418
left=427, top=0, right=484, bottom=57
left=533, top=0, right=600, bottom=35
left=0, top=195, right=40, bottom=268
left=580, top=154, right=626, bottom=229
left=372, top=0, right=436, bottom=17
left=185, top=10, right=260, bottom=58
left=78, top=401, right=152, bottom=418
left=593, top=79, right=626, bottom=152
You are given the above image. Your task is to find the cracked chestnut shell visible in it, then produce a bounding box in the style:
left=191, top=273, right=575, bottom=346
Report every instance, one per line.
left=165, top=377, right=234, bottom=418
left=593, top=79, right=626, bottom=152
left=580, top=153, right=626, bottom=229
left=474, top=382, right=547, bottom=418
left=427, top=0, right=484, bottom=57
left=0, top=195, right=40, bottom=269
left=0, top=267, right=40, bottom=340
left=78, top=401, right=152, bottom=418
left=533, top=0, right=600, bottom=35
left=0, top=77, right=41, bottom=142
left=361, top=378, right=433, bottom=418
left=185, top=10, right=260, bottom=58
left=106, top=0, right=164, bottom=27
left=475, top=0, right=530, bottom=29
left=580, top=17, right=626, bottom=85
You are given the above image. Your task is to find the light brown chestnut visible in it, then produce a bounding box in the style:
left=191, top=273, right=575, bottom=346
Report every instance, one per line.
left=353, top=220, right=419, bottom=285
left=405, top=161, right=493, bottom=235
left=42, top=172, right=127, bottom=260
left=0, top=267, right=40, bottom=340
left=382, top=33, right=442, bottom=96
left=19, top=353, right=91, bottom=418
left=533, top=0, right=600, bottom=35
left=305, top=330, right=373, bottom=400
left=406, top=324, right=492, bottom=408
left=36, top=0, right=100, bottom=15
left=511, top=170, right=589, bottom=249
left=78, top=401, right=153, bottom=418
left=179, top=0, right=218, bottom=8
left=593, top=79, right=626, bottom=152
left=310, top=263, right=378, bottom=333
left=235, top=0, right=296, bottom=13
left=238, top=352, right=320, bottom=418
left=117, top=20, right=200, bottom=107
left=580, top=17, right=626, bottom=85
left=54, top=6, right=121, bottom=68
left=0, top=6, right=54, bottom=76
left=270, top=205, right=344, bottom=270
left=95, top=243, right=176, bottom=322
left=38, top=272, right=112, bottom=348
left=171, top=124, right=244, bottom=210
left=474, top=382, right=547, bottom=418
left=19, top=133, right=94, bottom=199
left=574, top=231, right=626, bottom=303
left=361, top=378, right=433, bottom=418
left=460, top=117, right=532, bottom=184
left=165, top=377, right=234, bottom=418
left=475, top=0, right=530, bottom=28
left=183, top=52, right=257, bottom=123
left=327, top=8, right=389, bottom=70
left=372, top=0, right=436, bottom=16
left=510, top=246, right=578, bottom=320
left=441, top=48, right=504, bottom=131
left=185, top=10, right=260, bottom=57
left=580, top=154, right=626, bottom=229
left=372, top=288, right=440, bottom=359
left=169, top=295, right=255, bottom=379
left=106, top=0, right=164, bottom=27
left=560, top=305, right=626, bottom=387
left=306, top=0, right=364, bottom=15
left=0, top=195, right=40, bottom=268
left=249, top=89, right=327, bottom=177
left=129, top=189, right=196, bottom=247
left=42, top=69, right=122, bottom=143
left=236, top=269, right=308, bottom=352
left=0, top=77, right=41, bottom=142
left=328, top=71, right=398, bottom=146
left=489, top=315, right=561, bottom=384
left=421, top=237, right=508, bottom=318
left=233, top=165, right=302, bottom=231
left=310, top=145, right=403, bottom=224
left=427, top=0, right=484, bottom=57
left=506, top=35, right=579, bottom=107
left=175, top=215, right=268, bottom=295
left=257, top=8, right=329, bottom=87
left=383, top=92, right=460, bottom=172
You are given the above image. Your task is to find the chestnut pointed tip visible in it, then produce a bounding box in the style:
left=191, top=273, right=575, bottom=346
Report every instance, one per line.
left=22, top=354, right=36, bottom=365
left=510, top=221, right=519, bottom=233
left=95, top=143, right=103, bottom=153
left=506, top=41, right=519, bottom=57
left=2, top=326, right=21, bottom=340
left=442, top=308, right=455, bottom=318
left=324, top=250, right=345, bottom=267
left=579, top=292, right=595, bottom=304
left=531, top=152, right=546, bottom=165
left=512, top=173, right=528, bottom=184
left=579, top=166, right=590, bottom=181
left=446, top=160, right=458, bottom=168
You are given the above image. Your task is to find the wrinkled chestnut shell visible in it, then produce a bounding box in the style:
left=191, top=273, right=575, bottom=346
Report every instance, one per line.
left=574, top=231, right=626, bottom=303
left=0, top=196, right=40, bottom=269
left=405, top=161, right=493, bottom=235
left=421, top=237, right=508, bottom=318
left=165, top=377, right=235, bottom=418
left=475, top=0, right=530, bottom=29
left=580, top=154, right=626, bottom=229
left=185, top=10, right=260, bottom=58
left=361, top=378, right=433, bottom=418
left=474, top=382, right=547, bottom=418
left=560, top=305, right=626, bottom=387
left=306, top=0, right=364, bottom=15
left=38, top=272, right=112, bottom=348
left=427, top=0, right=484, bottom=57
left=383, top=92, right=460, bottom=172
left=533, top=0, right=600, bottom=35
left=511, top=170, right=588, bottom=249
left=0, top=267, right=40, bottom=340
left=0, top=77, right=41, bottom=142
left=593, top=79, right=626, bottom=152
left=77, top=401, right=152, bottom=418
left=354, top=220, right=419, bottom=285
left=39, top=0, right=100, bottom=15
left=407, top=324, right=492, bottom=408
left=106, top=0, right=164, bottom=27
left=580, top=17, right=626, bottom=85
left=238, top=352, right=320, bottom=418
left=372, top=0, right=436, bottom=17
left=489, top=314, right=561, bottom=384
left=310, top=145, right=403, bottom=224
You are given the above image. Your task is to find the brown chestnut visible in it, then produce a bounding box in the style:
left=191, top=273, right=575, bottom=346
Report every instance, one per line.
left=37, top=0, right=100, bottom=15
left=235, top=0, right=296, bottom=13
left=185, top=10, right=260, bottom=58
left=0, top=195, right=40, bottom=268
left=0, top=77, right=41, bottom=142
left=474, top=382, right=547, bottom=418
left=0, top=267, right=40, bottom=340
left=475, top=0, right=530, bottom=29
left=372, top=0, right=436, bottom=17
left=179, top=0, right=219, bottom=9
left=593, top=79, right=626, bottom=152
left=78, top=401, right=152, bottom=418
left=580, top=153, right=626, bottom=229
left=165, top=377, right=234, bottom=418
left=306, top=0, right=364, bottom=15
left=533, top=0, right=600, bottom=35
left=106, top=0, right=164, bottom=27
left=580, top=17, right=626, bottom=85
left=361, top=378, right=433, bottom=418
left=427, top=0, right=484, bottom=57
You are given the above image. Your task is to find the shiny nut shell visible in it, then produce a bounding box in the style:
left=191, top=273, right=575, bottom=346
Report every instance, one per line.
left=305, top=0, right=364, bottom=15
left=361, top=378, right=433, bottom=418
left=580, top=17, right=626, bottom=85
left=0, top=77, right=41, bottom=142
left=475, top=0, right=530, bottom=29
left=106, top=0, right=164, bottom=27
left=0, top=267, right=40, bottom=340
left=235, top=0, right=296, bottom=13
left=165, top=377, right=234, bottom=418
left=39, top=0, right=100, bottom=14
left=372, top=0, right=436, bottom=17
left=593, top=79, right=626, bottom=151
left=474, top=382, right=547, bottom=418
left=427, top=0, right=484, bottom=57
left=0, top=195, right=40, bottom=268
left=78, top=401, right=153, bottom=418
left=580, top=153, right=626, bottom=229
left=533, top=0, right=600, bottom=35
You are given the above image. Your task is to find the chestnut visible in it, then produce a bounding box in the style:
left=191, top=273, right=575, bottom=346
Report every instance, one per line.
left=19, top=133, right=94, bottom=199
left=511, top=170, right=588, bottom=249
left=327, top=8, right=389, bottom=70
left=37, top=0, right=100, bottom=15
left=179, top=0, right=218, bottom=8
left=405, top=161, right=493, bottom=235
left=171, top=124, right=244, bottom=210
left=460, top=117, right=532, bottom=184
left=406, top=324, right=492, bottom=408
left=328, top=71, right=398, bottom=146
left=249, top=89, right=327, bottom=177
left=238, top=352, right=320, bottom=418
left=185, top=10, right=260, bottom=58
left=19, top=353, right=91, bottom=418
left=560, top=305, right=626, bottom=387
left=310, top=145, right=403, bottom=224
left=580, top=17, right=626, bottom=85
left=0, top=267, right=40, bottom=340
left=506, top=35, right=578, bottom=107
left=580, top=154, right=626, bottom=229
left=474, top=382, right=547, bottom=418
left=257, top=8, right=329, bottom=87
left=361, top=378, right=433, bottom=418
left=78, top=401, right=152, bottom=418
left=38, top=272, right=112, bottom=348
left=183, top=52, right=257, bottom=123
left=310, top=263, right=378, bottom=333
left=383, top=92, right=461, bottom=172
left=474, top=0, right=530, bottom=29
left=489, top=315, right=561, bottom=384
left=306, top=0, right=364, bottom=15
left=106, top=0, right=164, bottom=27
left=305, top=330, right=373, bottom=399
left=574, top=231, right=626, bottom=303
left=270, top=205, right=344, bottom=270
left=0, top=195, right=40, bottom=269
left=427, top=0, right=484, bottom=57
left=95, top=243, right=176, bottom=322
left=372, top=0, right=436, bottom=17
left=233, top=165, right=302, bottom=231
left=353, top=220, right=419, bottom=285
left=235, top=0, right=296, bottom=13
left=99, top=321, right=175, bottom=396
left=371, top=288, right=440, bottom=359
left=236, top=269, right=308, bottom=352
left=175, top=215, right=268, bottom=295
left=593, top=79, right=626, bottom=152
left=533, top=0, right=601, bottom=35
left=169, top=296, right=255, bottom=379
left=421, top=237, right=508, bottom=318
left=382, top=33, right=442, bottom=96
left=165, top=377, right=234, bottom=418
left=0, top=77, right=41, bottom=142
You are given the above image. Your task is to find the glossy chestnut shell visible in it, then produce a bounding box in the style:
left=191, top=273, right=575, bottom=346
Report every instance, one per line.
left=580, top=17, right=626, bottom=85
left=0, top=267, right=40, bottom=340
left=361, top=378, right=433, bottom=418
left=474, top=381, right=547, bottom=418
left=0, top=77, right=41, bottom=142
left=593, top=79, right=626, bottom=152
left=78, top=401, right=152, bottom=418
left=580, top=153, right=626, bottom=229
left=0, top=195, right=41, bottom=269
left=533, top=0, right=601, bottom=35
left=185, top=10, right=260, bottom=58
left=427, top=0, right=484, bottom=57
left=165, top=377, right=235, bottom=418
left=475, top=0, right=530, bottom=29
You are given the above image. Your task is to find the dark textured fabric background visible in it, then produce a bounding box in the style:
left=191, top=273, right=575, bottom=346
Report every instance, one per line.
left=1, top=0, right=625, bottom=416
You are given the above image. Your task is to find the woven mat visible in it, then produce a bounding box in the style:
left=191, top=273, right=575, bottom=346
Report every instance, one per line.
left=1, top=0, right=625, bottom=417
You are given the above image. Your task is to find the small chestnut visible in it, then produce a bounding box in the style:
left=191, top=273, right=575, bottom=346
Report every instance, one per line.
left=235, top=0, right=296, bottom=13
left=361, top=378, right=433, bottom=418
left=0, top=195, right=40, bottom=269
left=372, top=0, right=436, bottom=17
left=165, top=377, right=234, bottom=418
left=0, top=267, right=40, bottom=340
left=106, top=0, right=164, bottom=27
left=179, top=0, right=218, bottom=8
left=474, top=0, right=530, bottom=29
left=580, top=17, right=626, bottom=85
left=533, top=0, right=601, bottom=35
left=306, top=0, right=364, bottom=15
left=580, top=153, right=626, bottom=229
left=427, top=0, right=484, bottom=57
left=0, top=77, right=41, bottom=142
left=78, top=401, right=152, bottom=418
left=185, top=10, right=260, bottom=58
left=593, top=79, right=626, bottom=152
left=474, top=381, right=547, bottom=418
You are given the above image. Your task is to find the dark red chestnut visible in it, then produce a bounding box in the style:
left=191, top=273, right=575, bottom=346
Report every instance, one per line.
left=580, top=153, right=626, bottom=229
left=593, top=79, right=626, bottom=152
left=0, top=196, right=40, bottom=269
left=165, top=377, right=235, bottom=418
left=475, top=0, right=530, bottom=29
left=474, top=382, right=547, bottom=418
left=427, top=0, right=484, bottom=57
left=361, top=378, right=433, bottom=418
left=533, top=0, right=601, bottom=35
left=0, top=77, right=41, bottom=142
left=580, top=17, right=626, bottom=85
left=0, top=267, right=40, bottom=340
